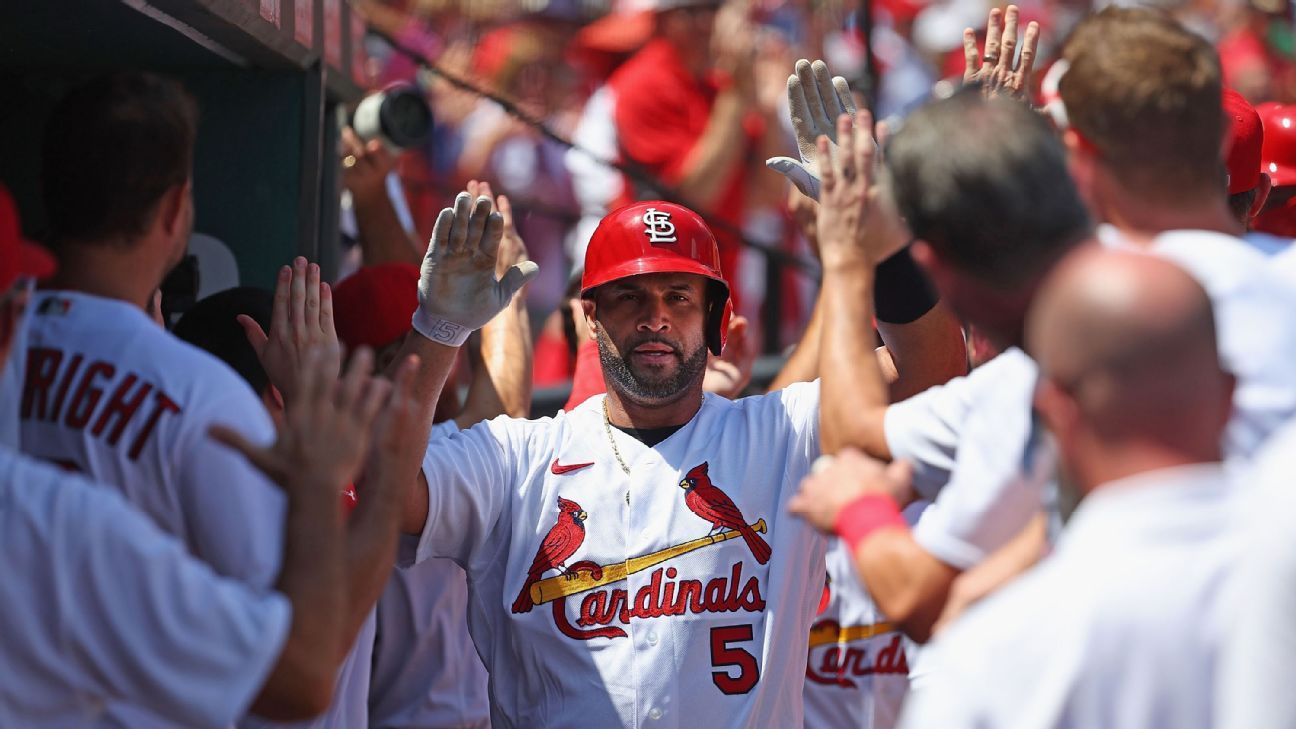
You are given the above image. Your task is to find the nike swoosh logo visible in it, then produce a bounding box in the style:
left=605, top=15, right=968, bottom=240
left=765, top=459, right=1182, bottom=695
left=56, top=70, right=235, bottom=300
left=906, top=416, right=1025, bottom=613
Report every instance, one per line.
left=551, top=459, right=595, bottom=475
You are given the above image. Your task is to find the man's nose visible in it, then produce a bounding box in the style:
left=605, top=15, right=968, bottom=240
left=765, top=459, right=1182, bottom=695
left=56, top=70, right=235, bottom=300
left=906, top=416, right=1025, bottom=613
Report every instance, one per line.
left=637, top=297, right=670, bottom=333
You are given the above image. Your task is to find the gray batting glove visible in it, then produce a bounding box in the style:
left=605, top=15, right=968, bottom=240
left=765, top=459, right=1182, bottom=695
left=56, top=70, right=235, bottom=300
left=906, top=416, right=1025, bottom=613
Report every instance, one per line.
left=765, top=59, right=857, bottom=201
left=412, top=192, right=540, bottom=346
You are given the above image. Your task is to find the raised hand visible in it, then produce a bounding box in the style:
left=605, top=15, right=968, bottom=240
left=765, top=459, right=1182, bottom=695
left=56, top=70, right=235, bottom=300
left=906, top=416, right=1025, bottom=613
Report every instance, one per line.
left=412, top=192, right=540, bottom=347
left=239, top=257, right=339, bottom=407
left=341, top=126, right=397, bottom=201
left=766, top=59, right=857, bottom=201
left=210, top=345, right=391, bottom=495
left=704, top=315, right=756, bottom=399
left=815, top=111, right=910, bottom=270
left=963, top=5, right=1040, bottom=101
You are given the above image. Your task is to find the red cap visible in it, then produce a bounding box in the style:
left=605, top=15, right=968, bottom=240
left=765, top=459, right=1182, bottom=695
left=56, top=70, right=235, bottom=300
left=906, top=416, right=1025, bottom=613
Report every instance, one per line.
left=581, top=201, right=730, bottom=355
left=0, top=185, right=56, bottom=292
left=1223, top=88, right=1263, bottom=195
left=331, top=263, right=419, bottom=351
left=1258, top=102, right=1296, bottom=189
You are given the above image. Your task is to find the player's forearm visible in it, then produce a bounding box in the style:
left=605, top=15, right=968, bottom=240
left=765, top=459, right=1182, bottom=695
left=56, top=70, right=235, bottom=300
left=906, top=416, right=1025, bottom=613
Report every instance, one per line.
left=342, top=475, right=404, bottom=642
left=457, top=294, right=533, bottom=426
left=854, top=528, right=959, bottom=643
left=819, top=261, right=892, bottom=457
left=767, top=290, right=823, bottom=391
left=386, top=333, right=460, bottom=534
left=251, top=484, right=346, bottom=720
left=877, top=302, right=968, bottom=402
left=352, top=187, right=423, bottom=266
left=673, top=91, right=749, bottom=209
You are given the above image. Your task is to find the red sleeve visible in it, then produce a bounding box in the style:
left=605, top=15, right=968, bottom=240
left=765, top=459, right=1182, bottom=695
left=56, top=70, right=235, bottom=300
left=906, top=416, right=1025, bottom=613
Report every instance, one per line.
left=613, top=76, right=704, bottom=183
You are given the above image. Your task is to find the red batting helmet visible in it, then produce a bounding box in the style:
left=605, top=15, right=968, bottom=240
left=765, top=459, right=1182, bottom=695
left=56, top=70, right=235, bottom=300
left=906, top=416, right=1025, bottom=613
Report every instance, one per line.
left=581, top=201, right=731, bottom=355
left=1258, top=102, right=1296, bottom=188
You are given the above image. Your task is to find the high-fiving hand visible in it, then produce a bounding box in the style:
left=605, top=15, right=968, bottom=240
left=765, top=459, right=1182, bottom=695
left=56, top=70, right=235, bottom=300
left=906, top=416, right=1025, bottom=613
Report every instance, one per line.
left=239, top=257, right=339, bottom=408
left=963, top=5, right=1040, bottom=101
left=815, top=110, right=910, bottom=269
left=412, top=192, right=540, bottom=347
left=766, top=59, right=857, bottom=201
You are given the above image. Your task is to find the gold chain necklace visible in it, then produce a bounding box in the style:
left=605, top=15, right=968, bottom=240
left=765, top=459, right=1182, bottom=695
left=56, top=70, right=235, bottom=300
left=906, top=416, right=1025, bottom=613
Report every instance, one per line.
left=602, top=397, right=632, bottom=476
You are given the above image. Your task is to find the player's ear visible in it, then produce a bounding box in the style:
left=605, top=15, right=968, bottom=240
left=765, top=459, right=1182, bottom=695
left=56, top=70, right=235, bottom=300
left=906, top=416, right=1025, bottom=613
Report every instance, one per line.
left=580, top=297, right=597, bottom=332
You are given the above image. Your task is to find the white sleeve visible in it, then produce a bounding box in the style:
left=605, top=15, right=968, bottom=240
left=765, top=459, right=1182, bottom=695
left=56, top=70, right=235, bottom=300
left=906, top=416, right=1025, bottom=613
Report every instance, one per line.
left=412, top=416, right=524, bottom=566
left=910, top=361, right=1051, bottom=570
left=179, top=390, right=286, bottom=587
left=5, top=455, right=290, bottom=728
left=776, top=380, right=822, bottom=465
left=883, top=353, right=1019, bottom=500
left=1217, top=427, right=1296, bottom=729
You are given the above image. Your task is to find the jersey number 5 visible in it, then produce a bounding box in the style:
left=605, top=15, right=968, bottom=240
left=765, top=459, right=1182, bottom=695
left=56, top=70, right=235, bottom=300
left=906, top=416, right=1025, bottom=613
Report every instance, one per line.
left=710, top=624, right=760, bottom=694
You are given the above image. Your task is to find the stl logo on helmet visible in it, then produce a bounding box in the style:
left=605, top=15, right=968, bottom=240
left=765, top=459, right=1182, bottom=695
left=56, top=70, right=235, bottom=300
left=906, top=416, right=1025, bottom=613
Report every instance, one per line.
left=642, top=207, right=678, bottom=245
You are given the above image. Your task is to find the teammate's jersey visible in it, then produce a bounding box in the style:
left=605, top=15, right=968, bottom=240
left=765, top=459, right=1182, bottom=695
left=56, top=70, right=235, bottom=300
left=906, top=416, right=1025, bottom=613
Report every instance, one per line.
left=899, top=464, right=1238, bottom=729
left=0, top=447, right=289, bottom=728
left=20, top=290, right=285, bottom=728
left=802, top=506, right=924, bottom=729
left=888, top=228, right=1296, bottom=573
left=370, top=420, right=490, bottom=729
left=408, top=383, right=826, bottom=728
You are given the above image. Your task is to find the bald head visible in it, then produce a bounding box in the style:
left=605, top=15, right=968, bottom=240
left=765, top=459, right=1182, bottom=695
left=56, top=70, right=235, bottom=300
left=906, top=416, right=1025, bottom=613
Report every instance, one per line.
left=1027, top=249, right=1232, bottom=470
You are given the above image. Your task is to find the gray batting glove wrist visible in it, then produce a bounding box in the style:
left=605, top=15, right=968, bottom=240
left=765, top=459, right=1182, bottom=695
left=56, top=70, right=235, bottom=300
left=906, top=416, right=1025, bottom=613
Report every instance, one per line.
left=412, top=192, right=540, bottom=347
left=766, top=59, right=857, bottom=201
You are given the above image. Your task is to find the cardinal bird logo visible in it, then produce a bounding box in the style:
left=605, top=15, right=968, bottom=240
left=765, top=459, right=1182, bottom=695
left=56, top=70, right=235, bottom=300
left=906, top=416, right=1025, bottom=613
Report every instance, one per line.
left=512, top=497, right=588, bottom=614
left=679, top=462, right=771, bottom=565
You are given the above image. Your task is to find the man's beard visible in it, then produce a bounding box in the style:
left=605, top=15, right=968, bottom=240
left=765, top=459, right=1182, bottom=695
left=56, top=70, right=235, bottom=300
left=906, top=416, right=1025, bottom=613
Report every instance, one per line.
left=596, top=327, right=708, bottom=402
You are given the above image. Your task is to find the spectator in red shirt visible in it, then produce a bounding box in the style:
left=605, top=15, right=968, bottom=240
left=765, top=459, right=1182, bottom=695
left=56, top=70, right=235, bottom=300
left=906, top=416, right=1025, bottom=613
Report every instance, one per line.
left=607, top=0, right=763, bottom=309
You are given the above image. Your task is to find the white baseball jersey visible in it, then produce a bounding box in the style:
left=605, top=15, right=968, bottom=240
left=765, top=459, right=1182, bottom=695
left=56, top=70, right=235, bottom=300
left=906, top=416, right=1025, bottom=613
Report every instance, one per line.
left=0, top=446, right=290, bottom=728
left=408, top=383, right=826, bottom=728
left=20, top=290, right=285, bottom=728
left=802, top=502, right=927, bottom=729
left=1216, top=420, right=1296, bottom=729
left=886, top=348, right=1052, bottom=571
left=886, top=228, right=1296, bottom=575
left=370, top=420, right=490, bottom=729
left=899, top=464, right=1238, bottom=729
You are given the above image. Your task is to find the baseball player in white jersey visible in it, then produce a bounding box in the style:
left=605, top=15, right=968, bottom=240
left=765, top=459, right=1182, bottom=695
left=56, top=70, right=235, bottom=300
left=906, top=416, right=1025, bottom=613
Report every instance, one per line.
left=802, top=511, right=925, bottom=729
left=0, top=182, right=419, bottom=727
left=377, top=190, right=832, bottom=727
left=18, top=72, right=404, bottom=729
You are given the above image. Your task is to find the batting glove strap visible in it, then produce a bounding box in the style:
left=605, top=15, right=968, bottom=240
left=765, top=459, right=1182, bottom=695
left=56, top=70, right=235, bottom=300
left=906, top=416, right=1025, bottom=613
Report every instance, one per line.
left=411, top=310, right=473, bottom=347
left=834, top=493, right=906, bottom=553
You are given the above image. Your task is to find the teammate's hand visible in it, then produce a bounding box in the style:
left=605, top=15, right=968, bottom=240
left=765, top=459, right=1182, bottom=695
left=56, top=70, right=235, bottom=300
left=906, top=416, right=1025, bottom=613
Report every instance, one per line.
left=239, top=257, right=339, bottom=407
left=411, top=192, right=540, bottom=347
left=815, top=110, right=910, bottom=270
left=341, top=126, right=397, bottom=201
left=704, top=315, right=755, bottom=398
left=765, top=59, right=857, bottom=201
left=788, top=448, right=915, bottom=533
left=962, top=5, right=1040, bottom=101
left=210, top=345, right=391, bottom=496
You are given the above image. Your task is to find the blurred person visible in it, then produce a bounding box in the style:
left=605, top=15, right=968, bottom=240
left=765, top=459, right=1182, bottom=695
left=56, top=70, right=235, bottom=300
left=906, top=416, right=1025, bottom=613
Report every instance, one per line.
left=789, top=85, right=1087, bottom=643
left=1223, top=88, right=1276, bottom=235
left=606, top=0, right=766, bottom=310
left=898, top=249, right=1239, bottom=729
left=0, top=184, right=421, bottom=726
left=1058, top=6, right=1296, bottom=454
left=19, top=72, right=391, bottom=729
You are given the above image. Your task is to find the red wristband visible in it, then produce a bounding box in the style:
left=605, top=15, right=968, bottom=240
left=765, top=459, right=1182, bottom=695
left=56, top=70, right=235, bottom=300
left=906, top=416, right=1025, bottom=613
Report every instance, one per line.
left=834, top=493, right=906, bottom=552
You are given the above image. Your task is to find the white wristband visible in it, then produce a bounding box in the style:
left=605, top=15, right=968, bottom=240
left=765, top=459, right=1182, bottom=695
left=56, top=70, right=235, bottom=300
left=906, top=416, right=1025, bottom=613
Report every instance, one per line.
left=411, top=310, right=472, bottom=347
